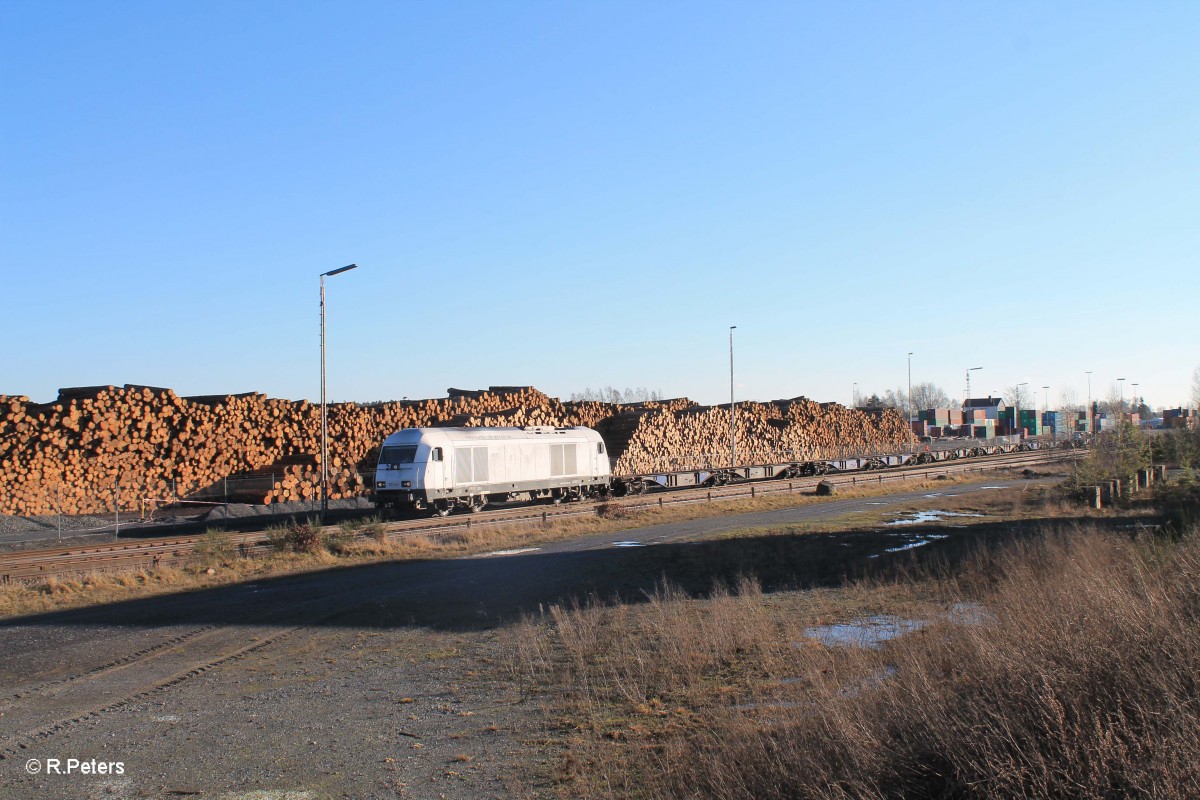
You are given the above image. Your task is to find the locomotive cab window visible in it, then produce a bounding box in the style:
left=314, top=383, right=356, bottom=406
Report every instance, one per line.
left=597, top=442, right=605, bottom=454
left=379, top=445, right=418, bottom=468
left=431, top=447, right=443, bottom=462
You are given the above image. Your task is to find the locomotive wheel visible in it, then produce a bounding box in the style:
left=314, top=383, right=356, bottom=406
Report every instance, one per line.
left=432, top=501, right=451, bottom=517
left=468, top=496, right=486, bottom=513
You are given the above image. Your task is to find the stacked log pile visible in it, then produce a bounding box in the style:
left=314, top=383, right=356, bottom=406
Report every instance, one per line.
left=0, top=385, right=906, bottom=517
left=610, top=397, right=911, bottom=474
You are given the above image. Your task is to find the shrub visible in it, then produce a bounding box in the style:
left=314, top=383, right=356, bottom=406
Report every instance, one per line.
left=193, top=527, right=236, bottom=567
left=362, top=515, right=388, bottom=542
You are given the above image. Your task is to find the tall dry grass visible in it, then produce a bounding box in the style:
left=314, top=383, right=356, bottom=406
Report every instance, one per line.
left=514, top=525, right=1200, bottom=799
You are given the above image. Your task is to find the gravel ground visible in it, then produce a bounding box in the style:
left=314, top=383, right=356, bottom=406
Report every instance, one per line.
left=3, top=626, right=539, bottom=800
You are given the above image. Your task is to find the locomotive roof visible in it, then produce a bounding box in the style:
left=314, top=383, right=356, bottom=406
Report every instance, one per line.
left=383, top=425, right=602, bottom=443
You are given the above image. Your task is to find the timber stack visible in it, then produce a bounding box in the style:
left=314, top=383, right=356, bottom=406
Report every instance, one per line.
left=0, top=386, right=907, bottom=517
left=610, top=397, right=911, bottom=474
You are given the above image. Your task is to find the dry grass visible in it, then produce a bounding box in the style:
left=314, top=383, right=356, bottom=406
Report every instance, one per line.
left=511, top=523, right=1200, bottom=799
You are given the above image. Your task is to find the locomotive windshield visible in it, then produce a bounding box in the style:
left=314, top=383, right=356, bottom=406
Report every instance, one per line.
left=378, top=445, right=418, bottom=468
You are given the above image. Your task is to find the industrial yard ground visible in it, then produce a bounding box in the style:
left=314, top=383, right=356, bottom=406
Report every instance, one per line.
left=2, top=466, right=1196, bottom=799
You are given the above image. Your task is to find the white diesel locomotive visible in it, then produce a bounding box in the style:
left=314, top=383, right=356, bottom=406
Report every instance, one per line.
left=372, top=426, right=612, bottom=515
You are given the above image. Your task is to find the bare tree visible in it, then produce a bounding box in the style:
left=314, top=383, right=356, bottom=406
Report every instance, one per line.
left=570, top=386, right=665, bottom=404
left=910, top=382, right=952, bottom=410
left=1057, top=387, right=1081, bottom=414
left=1192, top=365, right=1200, bottom=409
left=1102, top=384, right=1125, bottom=415
left=1004, top=384, right=1032, bottom=412
left=855, top=382, right=951, bottom=415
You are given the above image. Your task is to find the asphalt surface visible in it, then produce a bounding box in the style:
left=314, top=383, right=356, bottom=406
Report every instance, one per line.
left=0, top=476, right=1041, bottom=800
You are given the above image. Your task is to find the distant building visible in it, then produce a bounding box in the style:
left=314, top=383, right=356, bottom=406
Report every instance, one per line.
left=962, top=397, right=1004, bottom=421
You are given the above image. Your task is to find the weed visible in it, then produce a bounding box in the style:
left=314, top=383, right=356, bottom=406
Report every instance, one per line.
left=193, top=527, right=236, bottom=567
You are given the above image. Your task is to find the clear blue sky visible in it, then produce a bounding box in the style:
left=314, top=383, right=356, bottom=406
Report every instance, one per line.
left=3, top=2, right=1197, bottom=410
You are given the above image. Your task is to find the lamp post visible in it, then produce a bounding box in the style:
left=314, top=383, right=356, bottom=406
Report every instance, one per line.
left=320, top=263, right=359, bottom=518
left=907, top=352, right=914, bottom=430
left=852, top=382, right=858, bottom=406
left=729, top=325, right=736, bottom=470
left=1015, top=382, right=1028, bottom=439
left=965, top=366, right=982, bottom=402
left=1043, top=385, right=1051, bottom=439
left=1086, top=370, right=1093, bottom=433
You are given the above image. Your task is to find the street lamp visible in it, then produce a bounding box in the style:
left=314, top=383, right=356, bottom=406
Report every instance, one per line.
left=1015, top=382, right=1028, bottom=439
left=907, top=352, right=914, bottom=430
left=965, top=366, right=982, bottom=402
left=1086, top=370, right=1093, bottom=432
left=729, top=325, right=736, bottom=470
left=320, top=263, right=359, bottom=518
left=1043, top=385, right=1051, bottom=439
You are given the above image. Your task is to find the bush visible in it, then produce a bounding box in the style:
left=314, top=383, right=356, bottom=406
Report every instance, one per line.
left=362, top=515, right=388, bottom=542
left=265, top=518, right=328, bottom=554
left=193, top=527, right=236, bottom=567
left=326, top=521, right=359, bottom=555
left=1069, top=424, right=1152, bottom=490
left=596, top=502, right=631, bottom=520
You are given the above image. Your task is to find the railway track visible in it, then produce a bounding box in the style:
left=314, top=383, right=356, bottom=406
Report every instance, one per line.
left=0, top=582, right=383, bottom=760
left=0, top=449, right=1076, bottom=584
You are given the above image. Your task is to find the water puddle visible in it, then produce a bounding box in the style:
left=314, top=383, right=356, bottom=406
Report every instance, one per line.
left=798, top=615, right=927, bottom=648
left=884, top=534, right=949, bottom=553
left=886, top=510, right=985, bottom=526
left=612, top=541, right=645, bottom=547
left=480, top=546, right=541, bottom=557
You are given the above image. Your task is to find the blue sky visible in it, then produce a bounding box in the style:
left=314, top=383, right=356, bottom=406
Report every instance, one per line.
left=2, top=2, right=1196, bottom=409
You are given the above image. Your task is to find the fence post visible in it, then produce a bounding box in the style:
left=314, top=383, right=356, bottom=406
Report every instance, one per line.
left=114, top=479, right=120, bottom=539
left=751, top=485, right=755, bottom=498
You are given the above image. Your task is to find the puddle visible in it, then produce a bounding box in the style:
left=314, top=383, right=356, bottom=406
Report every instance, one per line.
left=978, top=486, right=1004, bottom=490
left=886, top=510, right=985, bottom=526
left=883, top=534, right=949, bottom=553
left=151, top=714, right=180, bottom=722
left=865, top=501, right=887, bottom=505
left=799, top=616, right=927, bottom=648
left=612, top=541, right=645, bottom=547
left=480, top=546, right=541, bottom=557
